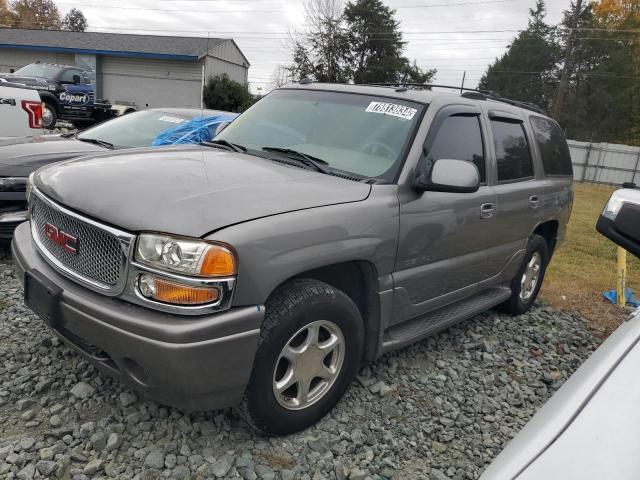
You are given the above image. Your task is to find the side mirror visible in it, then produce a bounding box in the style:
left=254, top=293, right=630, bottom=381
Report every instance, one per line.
left=413, top=159, right=480, bottom=193
left=597, top=188, right=640, bottom=259
left=72, top=75, right=81, bottom=85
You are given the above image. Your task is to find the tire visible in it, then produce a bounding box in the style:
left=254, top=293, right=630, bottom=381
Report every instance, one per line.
left=239, top=278, right=364, bottom=436
left=498, top=234, right=548, bottom=315
left=42, top=103, right=57, bottom=130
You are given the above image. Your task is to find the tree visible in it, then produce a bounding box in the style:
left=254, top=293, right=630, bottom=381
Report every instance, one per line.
left=288, top=0, right=351, bottom=83
left=10, top=0, right=61, bottom=29
left=1, top=0, right=16, bottom=25
left=343, top=0, right=405, bottom=83
left=271, top=64, right=291, bottom=89
left=62, top=7, right=87, bottom=32
left=203, top=74, right=252, bottom=112
left=289, top=0, right=435, bottom=84
left=479, top=0, right=559, bottom=110
left=558, top=1, right=640, bottom=145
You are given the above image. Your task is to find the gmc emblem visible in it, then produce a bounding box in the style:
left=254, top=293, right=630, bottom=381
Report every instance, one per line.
left=44, top=223, right=79, bottom=254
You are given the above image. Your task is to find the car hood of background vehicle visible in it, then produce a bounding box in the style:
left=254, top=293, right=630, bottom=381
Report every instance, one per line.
left=0, top=136, right=105, bottom=176
left=34, top=146, right=372, bottom=238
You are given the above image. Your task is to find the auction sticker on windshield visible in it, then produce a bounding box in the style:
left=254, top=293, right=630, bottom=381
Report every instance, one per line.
left=365, top=102, right=417, bottom=120
left=158, top=116, right=186, bottom=124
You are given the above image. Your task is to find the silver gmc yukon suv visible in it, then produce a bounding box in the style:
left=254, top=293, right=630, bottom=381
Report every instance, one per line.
left=12, top=83, right=573, bottom=435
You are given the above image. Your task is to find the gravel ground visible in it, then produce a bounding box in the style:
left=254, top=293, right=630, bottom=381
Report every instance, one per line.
left=0, top=242, right=603, bottom=480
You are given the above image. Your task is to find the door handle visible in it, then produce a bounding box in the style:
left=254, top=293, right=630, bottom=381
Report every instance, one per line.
left=530, top=195, right=540, bottom=209
left=480, top=203, right=494, bottom=219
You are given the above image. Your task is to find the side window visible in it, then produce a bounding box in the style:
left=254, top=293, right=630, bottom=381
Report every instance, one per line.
left=491, top=119, right=534, bottom=182
left=530, top=116, right=572, bottom=176
left=59, top=69, right=85, bottom=85
left=425, top=114, right=486, bottom=182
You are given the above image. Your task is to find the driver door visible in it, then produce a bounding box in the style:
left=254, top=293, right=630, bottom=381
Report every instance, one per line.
left=393, top=106, right=501, bottom=323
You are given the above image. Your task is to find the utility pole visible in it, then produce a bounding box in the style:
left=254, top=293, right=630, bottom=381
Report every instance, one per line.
left=460, top=71, right=466, bottom=93
left=552, top=0, right=582, bottom=121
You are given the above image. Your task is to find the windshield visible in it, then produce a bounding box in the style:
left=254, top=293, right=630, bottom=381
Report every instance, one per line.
left=77, top=110, right=193, bottom=148
left=216, top=89, right=424, bottom=180
left=14, top=63, right=62, bottom=79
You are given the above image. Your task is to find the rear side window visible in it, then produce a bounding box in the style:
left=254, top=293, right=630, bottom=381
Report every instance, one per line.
left=426, top=115, right=486, bottom=182
left=491, top=119, right=534, bottom=182
left=530, top=116, right=572, bottom=176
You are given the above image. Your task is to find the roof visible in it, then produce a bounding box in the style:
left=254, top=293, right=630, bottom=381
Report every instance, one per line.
left=0, top=28, right=235, bottom=62
left=282, top=83, right=548, bottom=116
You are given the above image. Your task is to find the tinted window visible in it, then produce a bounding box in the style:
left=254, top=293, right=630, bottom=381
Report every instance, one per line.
left=530, top=116, right=572, bottom=176
left=425, top=115, right=485, bottom=182
left=491, top=119, right=534, bottom=181
left=59, top=69, right=85, bottom=84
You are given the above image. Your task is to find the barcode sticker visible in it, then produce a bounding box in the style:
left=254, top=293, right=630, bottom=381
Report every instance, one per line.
left=365, top=102, right=417, bottom=120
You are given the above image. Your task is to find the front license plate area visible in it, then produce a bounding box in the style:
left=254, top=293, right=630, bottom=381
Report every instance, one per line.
left=24, top=270, right=62, bottom=328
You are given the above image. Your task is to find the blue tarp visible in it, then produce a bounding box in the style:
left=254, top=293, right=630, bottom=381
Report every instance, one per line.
left=602, top=288, right=640, bottom=307
left=151, top=113, right=239, bottom=146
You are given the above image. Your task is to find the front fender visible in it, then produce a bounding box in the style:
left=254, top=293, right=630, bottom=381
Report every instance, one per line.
left=206, top=185, right=400, bottom=306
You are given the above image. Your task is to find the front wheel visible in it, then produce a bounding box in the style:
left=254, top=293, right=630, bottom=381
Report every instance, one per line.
left=239, top=278, right=363, bottom=436
left=499, top=234, right=549, bottom=315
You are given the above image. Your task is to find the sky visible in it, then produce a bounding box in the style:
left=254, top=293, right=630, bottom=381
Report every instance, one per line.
left=54, top=0, right=570, bottom=92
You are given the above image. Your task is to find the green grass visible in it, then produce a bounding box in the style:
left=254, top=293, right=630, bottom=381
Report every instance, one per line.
left=540, top=182, right=639, bottom=334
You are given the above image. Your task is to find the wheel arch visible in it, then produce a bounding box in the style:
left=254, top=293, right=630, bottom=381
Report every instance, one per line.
left=267, top=260, right=382, bottom=362
left=532, top=219, right=560, bottom=260
left=38, top=92, right=59, bottom=112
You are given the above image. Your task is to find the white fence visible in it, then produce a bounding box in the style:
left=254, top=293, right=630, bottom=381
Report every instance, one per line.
left=570, top=140, right=640, bottom=186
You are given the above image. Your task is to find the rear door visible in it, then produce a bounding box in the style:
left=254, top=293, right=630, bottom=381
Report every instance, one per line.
left=489, top=110, right=546, bottom=258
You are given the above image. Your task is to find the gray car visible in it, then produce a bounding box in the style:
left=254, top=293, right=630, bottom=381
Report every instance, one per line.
left=11, top=83, right=573, bottom=435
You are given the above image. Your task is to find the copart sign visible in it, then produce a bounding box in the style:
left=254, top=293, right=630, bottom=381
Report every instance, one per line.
left=60, top=91, right=90, bottom=105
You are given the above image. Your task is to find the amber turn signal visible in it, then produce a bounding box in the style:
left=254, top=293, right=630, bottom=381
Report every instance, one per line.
left=138, top=274, right=220, bottom=306
left=199, top=245, right=236, bottom=277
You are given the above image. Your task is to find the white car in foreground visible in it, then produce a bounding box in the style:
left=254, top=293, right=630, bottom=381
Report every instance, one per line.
left=0, top=83, right=43, bottom=139
left=481, top=188, right=640, bottom=480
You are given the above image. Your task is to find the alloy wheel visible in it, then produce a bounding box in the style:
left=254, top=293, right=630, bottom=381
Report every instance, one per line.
left=272, top=320, right=345, bottom=410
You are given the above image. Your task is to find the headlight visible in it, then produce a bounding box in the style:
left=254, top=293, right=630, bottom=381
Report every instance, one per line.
left=602, top=189, right=640, bottom=220
left=26, top=172, right=35, bottom=204
left=135, top=233, right=236, bottom=277
left=0, top=176, right=28, bottom=193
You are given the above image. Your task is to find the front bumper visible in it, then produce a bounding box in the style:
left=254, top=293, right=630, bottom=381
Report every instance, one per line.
left=12, top=221, right=264, bottom=411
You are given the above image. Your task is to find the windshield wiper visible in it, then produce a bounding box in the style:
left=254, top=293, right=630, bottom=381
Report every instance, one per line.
left=202, top=139, right=246, bottom=153
left=261, top=147, right=331, bottom=174
left=76, top=137, right=114, bottom=149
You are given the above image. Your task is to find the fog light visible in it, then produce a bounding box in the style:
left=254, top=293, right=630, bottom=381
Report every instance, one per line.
left=139, top=274, right=156, bottom=297
left=137, top=274, right=220, bottom=306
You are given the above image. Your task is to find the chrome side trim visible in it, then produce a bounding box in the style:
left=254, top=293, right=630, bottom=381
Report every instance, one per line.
left=30, top=187, right=135, bottom=296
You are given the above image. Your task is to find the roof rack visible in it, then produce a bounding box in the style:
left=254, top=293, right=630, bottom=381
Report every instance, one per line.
left=362, top=82, right=546, bottom=115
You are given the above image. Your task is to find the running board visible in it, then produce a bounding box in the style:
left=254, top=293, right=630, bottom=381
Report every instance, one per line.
left=381, top=286, right=512, bottom=354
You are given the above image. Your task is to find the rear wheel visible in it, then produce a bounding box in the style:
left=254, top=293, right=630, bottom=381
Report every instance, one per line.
left=239, top=278, right=363, bottom=436
left=499, top=234, right=548, bottom=315
left=42, top=103, right=57, bottom=130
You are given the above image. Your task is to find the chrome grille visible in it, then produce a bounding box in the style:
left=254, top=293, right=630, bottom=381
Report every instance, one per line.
left=31, top=193, right=125, bottom=288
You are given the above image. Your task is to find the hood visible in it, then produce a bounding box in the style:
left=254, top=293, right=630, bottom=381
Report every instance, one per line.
left=35, top=146, right=372, bottom=237
left=0, top=137, right=106, bottom=177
